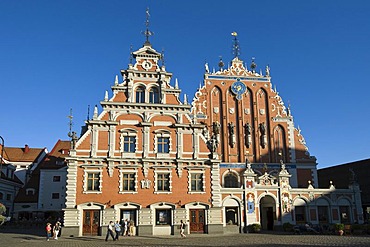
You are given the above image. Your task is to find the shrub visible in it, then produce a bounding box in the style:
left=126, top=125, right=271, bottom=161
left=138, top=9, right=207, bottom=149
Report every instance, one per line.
left=248, top=223, right=261, bottom=233
left=334, top=223, right=344, bottom=231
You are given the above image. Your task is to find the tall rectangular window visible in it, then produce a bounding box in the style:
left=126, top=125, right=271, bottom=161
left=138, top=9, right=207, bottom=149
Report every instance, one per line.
left=157, top=173, right=170, bottom=191
left=122, top=173, right=135, bottom=191
left=157, top=137, right=169, bottom=153
left=191, top=173, right=203, bottom=192
left=87, top=173, right=100, bottom=191
left=123, top=136, right=136, bottom=153
left=135, top=87, right=145, bottom=103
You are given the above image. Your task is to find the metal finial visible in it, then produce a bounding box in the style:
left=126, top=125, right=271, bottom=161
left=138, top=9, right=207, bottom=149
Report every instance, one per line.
left=250, top=57, right=257, bottom=71
left=67, top=108, right=73, bottom=138
left=142, top=7, right=154, bottom=46
left=129, top=45, right=133, bottom=64
left=231, top=32, right=240, bottom=58
left=87, top=105, right=90, bottom=121
left=218, top=56, right=224, bottom=69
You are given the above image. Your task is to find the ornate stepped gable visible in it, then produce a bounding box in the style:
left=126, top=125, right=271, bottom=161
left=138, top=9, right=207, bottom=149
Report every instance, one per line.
left=191, top=56, right=315, bottom=165
left=72, top=41, right=210, bottom=179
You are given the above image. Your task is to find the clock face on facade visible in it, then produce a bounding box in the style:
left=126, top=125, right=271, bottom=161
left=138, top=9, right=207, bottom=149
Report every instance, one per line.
left=142, top=60, right=153, bottom=70
left=231, top=80, right=246, bottom=100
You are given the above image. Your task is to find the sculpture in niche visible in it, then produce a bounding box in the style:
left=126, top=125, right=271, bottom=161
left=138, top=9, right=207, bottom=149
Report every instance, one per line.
left=244, top=123, right=252, bottom=148
left=259, top=122, right=267, bottom=148
left=282, top=193, right=291, bottom=212
left=207, top=121, right=221, bottom=155
left=228, top=122, right=236, bottom=147
left=212, top=121, right=221, bottom=135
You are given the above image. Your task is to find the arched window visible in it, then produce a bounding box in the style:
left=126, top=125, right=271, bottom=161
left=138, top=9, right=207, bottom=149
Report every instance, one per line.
left=149, top=87, right=159, bottom=103
left=135, top=86, right=145, bottom=103
left=224, top=173, right=239, bottom=188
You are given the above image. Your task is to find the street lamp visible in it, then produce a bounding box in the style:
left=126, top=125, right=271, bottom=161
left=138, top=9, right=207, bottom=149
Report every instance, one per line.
left=0, top=136, right=4, bottom=178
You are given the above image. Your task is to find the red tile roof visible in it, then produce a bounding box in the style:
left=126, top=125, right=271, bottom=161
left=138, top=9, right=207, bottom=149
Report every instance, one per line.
left=2, top=144, right=46, bottom=163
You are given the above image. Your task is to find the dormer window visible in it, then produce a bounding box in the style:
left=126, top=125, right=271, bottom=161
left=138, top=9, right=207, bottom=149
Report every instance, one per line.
left=135, top=86, right=145, bottom=103
left=149, top=87, right=159, bottom=103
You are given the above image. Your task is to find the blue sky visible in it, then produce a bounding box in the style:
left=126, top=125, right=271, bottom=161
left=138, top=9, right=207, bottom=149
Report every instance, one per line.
left=0, top=0, right=369, bottom=169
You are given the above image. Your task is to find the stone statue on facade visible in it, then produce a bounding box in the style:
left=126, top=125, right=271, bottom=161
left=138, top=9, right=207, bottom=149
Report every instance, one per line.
left=228, top=122, right=236, bottom=147
left=244, top=123, right=252, bottom=148
left=68, top=131, right=78, bottom=150
left=259, top=122, right=266, bottom=148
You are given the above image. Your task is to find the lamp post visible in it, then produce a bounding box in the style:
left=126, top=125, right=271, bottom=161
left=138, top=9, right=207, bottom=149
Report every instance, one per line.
left=0, top=136, right=4, bottom=178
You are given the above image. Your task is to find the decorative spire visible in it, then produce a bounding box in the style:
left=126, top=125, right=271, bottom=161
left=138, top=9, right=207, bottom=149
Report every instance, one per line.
left=231, top=32, right=240, bottom=58
left=266, top=65, right=270, bottom=77
left=142, top=7, right=154, bottom=46
left=175, top=78, right=179, bottom=89
left=114, top=75, right=118, bottom=85
left=104, top=91, right=108, bottom=101
left=93, top=105, right=98, bottom=119
left=184, top=94, right=188, bottom=104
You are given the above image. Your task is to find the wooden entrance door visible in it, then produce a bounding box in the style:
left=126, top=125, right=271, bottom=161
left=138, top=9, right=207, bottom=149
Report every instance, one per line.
left=83, top=210, right=100, bottom=236
left=190, top=209, right=205, bottom=233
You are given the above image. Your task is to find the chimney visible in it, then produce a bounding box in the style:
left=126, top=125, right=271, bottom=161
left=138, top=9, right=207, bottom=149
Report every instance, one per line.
left=24, top=144, right=30, bottom=153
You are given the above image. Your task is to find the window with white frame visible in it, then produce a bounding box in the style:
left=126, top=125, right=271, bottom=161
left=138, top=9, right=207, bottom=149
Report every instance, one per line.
left=157, top=137, right=169, bottom=153
left=155, top=171, right=171, bottom=193
left=149, top=87, right=160, bottom=103
left=154, top=130, right=171, bottom=155
left=189, top=171, right=205, bottom=193
left=135, top=86, right=145, bottom=103
left=119, top=170, right=137, bottom=193
left=123, top=136, right=136, bottom=152
left=84, top=171, right=102, bottom=193
left=119, top=129, right=137, bottom=155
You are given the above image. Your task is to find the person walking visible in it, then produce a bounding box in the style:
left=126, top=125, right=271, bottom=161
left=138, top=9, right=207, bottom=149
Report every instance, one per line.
left=114, top=220, right=121, bottom=240
left=53, top=221, right=61, bottom=240
left=45, top=222, right=52, bottom=241
left=105, top=221, right=115, bottom=241
left=180, top=220, right=186, bottom=238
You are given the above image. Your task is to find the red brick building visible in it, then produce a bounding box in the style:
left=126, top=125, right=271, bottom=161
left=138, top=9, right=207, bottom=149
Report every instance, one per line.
left=63, top=23, right=363, bottom=236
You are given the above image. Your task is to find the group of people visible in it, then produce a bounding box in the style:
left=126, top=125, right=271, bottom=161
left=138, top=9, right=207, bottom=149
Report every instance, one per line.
left=45, top=220, right=62, bottom=241
left=105, top=219, right=135, bottom=241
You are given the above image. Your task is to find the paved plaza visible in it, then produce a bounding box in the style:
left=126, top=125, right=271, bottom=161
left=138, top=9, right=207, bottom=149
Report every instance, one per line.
left=0, top=228, right=370, bottom=247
